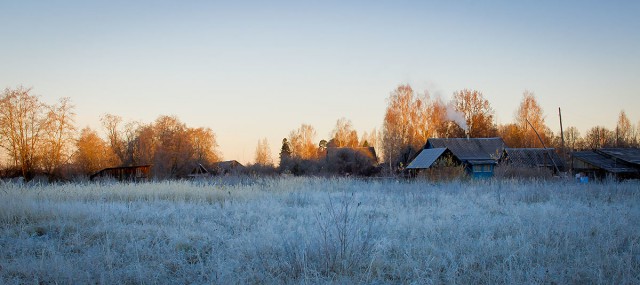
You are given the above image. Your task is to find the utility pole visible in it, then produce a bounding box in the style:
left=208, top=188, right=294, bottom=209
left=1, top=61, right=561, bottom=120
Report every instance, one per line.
left=526, top=119, right=560, bottom=174
left=559, top=107, right=565, bottom=157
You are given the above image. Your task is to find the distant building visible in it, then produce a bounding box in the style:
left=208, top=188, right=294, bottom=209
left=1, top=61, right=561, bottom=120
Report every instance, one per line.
left=211, top=160, right=245, bottom=175
left=325, top=147, right=379, bottom=176
left=571, top=148, right=640, bottom=180
left=187, top=163, right=211, bottom=179
left=408, top=137, right=506, bottom=178
left=326, top=147, right=378, bottom=164
left=503, top=148, right=565, bottom=174
left=90, top=165, right=152, bottom=182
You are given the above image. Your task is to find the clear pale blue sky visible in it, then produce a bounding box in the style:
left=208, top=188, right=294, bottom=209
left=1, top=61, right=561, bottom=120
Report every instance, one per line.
left=2, top=1, right=639, bottom=163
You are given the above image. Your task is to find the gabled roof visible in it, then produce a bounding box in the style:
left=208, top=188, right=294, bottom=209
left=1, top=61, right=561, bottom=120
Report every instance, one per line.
left=425, top=137, right=506, bottom=162
left=406, top=148, right=447, bottom=169
left=212, top=160, right=245, bottom=171
left=597, top=148, right=640, bottom=166
left=572, top=151, right=639, bottom=174
left=504, top=148, right=565, bottom=170
left=188, top=163, right=210, bottom=176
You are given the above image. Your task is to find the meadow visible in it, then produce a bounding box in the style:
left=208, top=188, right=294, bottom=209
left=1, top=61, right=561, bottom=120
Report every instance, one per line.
left=1, top=177, right=639, bottom=284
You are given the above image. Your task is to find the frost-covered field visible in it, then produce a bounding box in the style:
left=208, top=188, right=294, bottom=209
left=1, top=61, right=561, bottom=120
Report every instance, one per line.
left=1, top=178, right=639, bottom=284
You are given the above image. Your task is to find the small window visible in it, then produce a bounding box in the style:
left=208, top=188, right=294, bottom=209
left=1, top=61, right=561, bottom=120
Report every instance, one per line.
left=473, top=164, right=492, bottom=172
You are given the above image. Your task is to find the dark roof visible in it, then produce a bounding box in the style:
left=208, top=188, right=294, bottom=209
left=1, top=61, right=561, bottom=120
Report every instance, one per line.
left=189, top=164, right=210, bottom=176
left=90, top=165, right=152, bottom=181
left=504, top=148, right=565, bottom=170
left=425, top=138, right=506, bottom=162
left=94, top=165, right=152, bottom=172
left=572, top=151, right=638, bottom=174
left=597, top=148, right=640, bottom=166
left=406, top=148, right=447, bottom=169
left=326, top=147, right=378, bottom=162
left=212, top=160, right=245, bottom=170
left=467, top=159, right=498, bottom=165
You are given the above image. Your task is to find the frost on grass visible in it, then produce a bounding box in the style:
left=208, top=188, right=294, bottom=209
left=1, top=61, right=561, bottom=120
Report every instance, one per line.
left=1, top=178, right=639, bottom=284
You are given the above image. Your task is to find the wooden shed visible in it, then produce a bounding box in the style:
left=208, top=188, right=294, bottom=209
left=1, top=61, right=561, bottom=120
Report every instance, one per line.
left=571, top=148, right=640, bottom=180
left=503, top=148, right=565, bottom=174
left=90, top=165, right=152, bottom=182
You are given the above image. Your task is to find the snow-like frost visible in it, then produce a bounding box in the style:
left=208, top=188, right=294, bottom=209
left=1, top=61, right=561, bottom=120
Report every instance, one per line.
left=1, top=178, right=639, bottom=284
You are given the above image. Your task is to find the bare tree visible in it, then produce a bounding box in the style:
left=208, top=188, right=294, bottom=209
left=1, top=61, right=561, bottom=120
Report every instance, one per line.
left=382, top=84, right=430, bottom=168
left=616, top=110, right=632, bottom=147
left=129, top=123, right=156, bottom=165
left=100, top=113, right=126, bottom=165
left=564, top=126, right=583, bottom=151
left=254, top=138, right=273, bottom=166
left=584, top=126, right=614, bottom=149
left=189, top=127, right=221, bottom=166
left=288, top=124, right=318, bottom=160
left=152, top=115, right=192, bottom=178
left=515, top=91, right=549, bottom=147
left=498, top=123, right=525, bottom=148
left=0, top=87, right=49, bottom=181
left=451, top=89, right=496, bottom=138
left=42, top=97, right=76, bottom=179
left=330, top=118, right=359, bottom=147
left=75, top=127, right=119, bottom=176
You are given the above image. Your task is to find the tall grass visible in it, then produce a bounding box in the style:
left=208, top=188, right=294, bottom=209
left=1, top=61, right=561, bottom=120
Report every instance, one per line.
left=1, top=178, right=639, bottom=284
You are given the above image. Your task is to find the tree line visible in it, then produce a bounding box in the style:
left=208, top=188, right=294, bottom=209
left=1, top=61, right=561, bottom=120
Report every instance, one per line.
left=267, top=84, right=640, bottom=174
left=0, top=86, right=221, bottom=181
left=1, top=85, right=639, bottom=180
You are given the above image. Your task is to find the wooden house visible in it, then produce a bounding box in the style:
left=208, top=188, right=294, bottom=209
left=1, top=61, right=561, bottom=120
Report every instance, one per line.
left=408, top=137, right=506, bottom=178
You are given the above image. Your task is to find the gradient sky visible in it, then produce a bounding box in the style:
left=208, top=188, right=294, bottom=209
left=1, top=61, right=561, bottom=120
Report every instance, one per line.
left=2, top=1, right=639, bottom=164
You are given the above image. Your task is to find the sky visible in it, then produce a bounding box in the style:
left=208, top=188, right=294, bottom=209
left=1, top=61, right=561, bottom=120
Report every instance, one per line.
left=1, top=0, right=639, bottom=164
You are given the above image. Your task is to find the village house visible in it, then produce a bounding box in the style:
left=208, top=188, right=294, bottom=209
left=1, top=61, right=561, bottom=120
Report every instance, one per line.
left=407, top=137, right=506, bottom=178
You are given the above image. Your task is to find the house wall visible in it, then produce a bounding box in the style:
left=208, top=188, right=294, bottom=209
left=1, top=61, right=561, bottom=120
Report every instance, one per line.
left=467, top=164, right=494, bottom=179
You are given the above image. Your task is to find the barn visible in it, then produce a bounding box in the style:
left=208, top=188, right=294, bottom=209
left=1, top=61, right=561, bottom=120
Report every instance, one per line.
left=90, top=165, right=152, bottom=182
left=571, top=148, right=640, bottom=180
left=503, top=148, right=566, bottom=174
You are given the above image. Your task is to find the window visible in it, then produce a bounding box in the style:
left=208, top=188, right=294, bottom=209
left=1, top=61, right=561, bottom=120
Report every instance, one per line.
left=473, top=164, right=492, bottom=172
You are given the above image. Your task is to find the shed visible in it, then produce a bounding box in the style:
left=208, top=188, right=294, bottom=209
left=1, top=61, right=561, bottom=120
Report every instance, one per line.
left=211, top=160, right=245, bottom=175
left=597, top=148, right=640, bottom=166
left=571, top=148, right=640, bottom=180
left=326, top=147, right=378, bottom=164
left=187, top=163, right=211, bottom=179
left=503, top=148, right=565, bottom=173
left=90, top=165, right=152, bottom=182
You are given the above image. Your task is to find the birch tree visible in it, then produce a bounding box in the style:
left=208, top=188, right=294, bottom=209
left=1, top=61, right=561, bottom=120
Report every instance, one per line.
left=515, top=91, right=549, bottom=147
left=451, top=89, right=496, bottom=138
left=254, top=138, right=274, bottom=166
